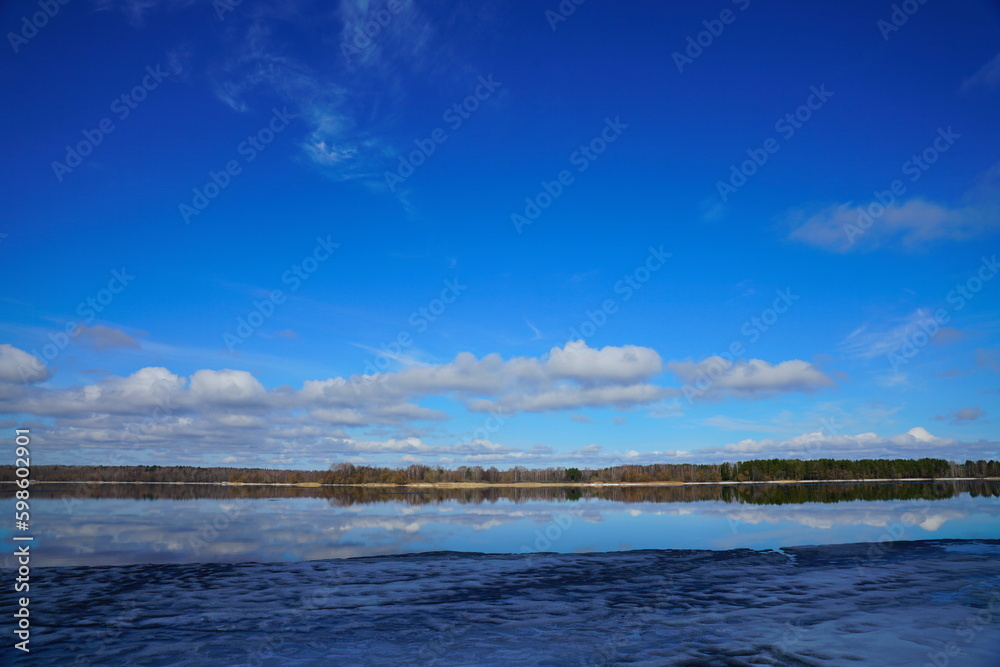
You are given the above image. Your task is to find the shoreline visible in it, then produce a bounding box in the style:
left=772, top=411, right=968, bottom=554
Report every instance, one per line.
left=4, top=476, right=998, bottom=489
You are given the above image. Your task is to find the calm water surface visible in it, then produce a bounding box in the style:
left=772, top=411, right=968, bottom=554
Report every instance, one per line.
left=4, top=481, right=998, bottom=567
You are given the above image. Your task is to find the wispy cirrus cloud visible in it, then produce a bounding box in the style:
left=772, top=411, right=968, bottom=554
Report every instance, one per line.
left=787, top=162, right=1000, bottom=252
left=212, top=0, right=490, bottom=192
left=838, top=309, right=961, bottom=361
left=962, top=52, right=1000, bottom=92
left=91, top=0, right=197, bottom=27
left=97, top=0, right=490, bottom=194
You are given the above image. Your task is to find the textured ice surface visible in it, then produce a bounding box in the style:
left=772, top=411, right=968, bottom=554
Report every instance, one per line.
left=7, top=539, right=1000, bottom=665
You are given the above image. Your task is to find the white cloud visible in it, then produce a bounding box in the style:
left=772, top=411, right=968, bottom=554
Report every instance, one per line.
left=668, top=357, right=834, bottom=400
left=709, top=426, right=1000, bottom=461
left=346, top=342, right=671, bottom=414
left=190, top=369, right=267, bottom=405
left=475, top=383, right=671, bottom=414
left=6, top=366, right=185, bottom=418
left=0, top=345, right=51, bottom=384
left=546, top=341, right=661, bottom=384
left=0, top=339, right=877, bottom=466
left=0, top=341, right=669, bottom=462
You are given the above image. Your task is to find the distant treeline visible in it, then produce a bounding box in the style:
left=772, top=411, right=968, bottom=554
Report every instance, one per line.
left=1, top=458, right=998, bottom=486
left=0, top=465, right=326, bottom=485
left=4, top=480, right=998, bottom=506
left=324, top=458, right=999, bottom=484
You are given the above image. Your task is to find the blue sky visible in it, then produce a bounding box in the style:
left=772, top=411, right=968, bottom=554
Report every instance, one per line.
left=1, top=0, right=999, bottom=469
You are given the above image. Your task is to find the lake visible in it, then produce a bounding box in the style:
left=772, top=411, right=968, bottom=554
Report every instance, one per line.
left=4, top=481, right=1000, bottom=665
left=5, top=480, right=998, bottom=567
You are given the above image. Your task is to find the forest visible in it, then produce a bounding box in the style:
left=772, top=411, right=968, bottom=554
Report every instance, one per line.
left=4, top=480, right=997, bottom=506
left=0, top=458, right=997, bottom=485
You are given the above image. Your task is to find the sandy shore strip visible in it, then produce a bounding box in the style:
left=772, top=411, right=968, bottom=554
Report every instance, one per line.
left=5, top=476, right=999, bottom=488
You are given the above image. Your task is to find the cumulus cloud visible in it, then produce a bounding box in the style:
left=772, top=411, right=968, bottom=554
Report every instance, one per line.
left=0, top=341, right=670, bottom=462
left=668, top=357, right=834, bottom=400
left=546, top=341, right=661, bottom=384
left=0, top=339, right=871, bottom=466
left=343, top=342, right=670, bottom=414
left=8, top=367, right=185, bottom=417
left=190, top=369, right=267, bottom=405
left=698, top=426, right=998, bottom=462
left=0, top=345, right=51, bottom=384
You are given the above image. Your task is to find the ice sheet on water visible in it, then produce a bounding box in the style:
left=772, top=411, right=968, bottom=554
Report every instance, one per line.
left=5, top=539, right=1000, bottom=665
